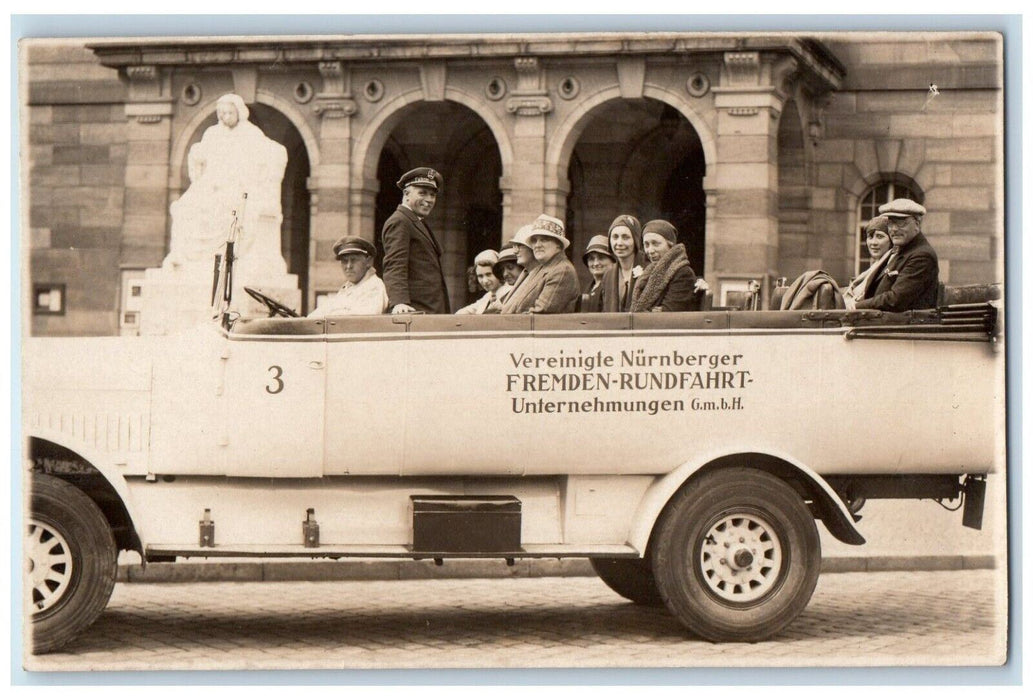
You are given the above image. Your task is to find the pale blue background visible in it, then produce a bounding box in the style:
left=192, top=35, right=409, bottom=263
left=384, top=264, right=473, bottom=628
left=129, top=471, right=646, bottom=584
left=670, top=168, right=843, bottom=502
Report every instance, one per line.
left=9, top=13, right=1022, bottom=686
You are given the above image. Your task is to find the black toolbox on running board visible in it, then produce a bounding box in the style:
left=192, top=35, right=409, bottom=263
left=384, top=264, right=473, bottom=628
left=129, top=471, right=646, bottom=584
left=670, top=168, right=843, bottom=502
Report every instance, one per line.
left=410, top=495, right=522, bottom=552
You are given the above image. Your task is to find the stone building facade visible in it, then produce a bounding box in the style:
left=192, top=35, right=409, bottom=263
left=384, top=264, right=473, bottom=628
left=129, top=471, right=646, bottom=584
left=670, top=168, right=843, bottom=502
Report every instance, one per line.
left=24, top=32, right=1003, bottom=335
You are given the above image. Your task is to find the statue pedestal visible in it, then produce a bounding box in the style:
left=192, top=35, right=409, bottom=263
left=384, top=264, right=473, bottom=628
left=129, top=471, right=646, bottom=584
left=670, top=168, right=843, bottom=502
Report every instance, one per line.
left=139, top=261, right=300, bottom=335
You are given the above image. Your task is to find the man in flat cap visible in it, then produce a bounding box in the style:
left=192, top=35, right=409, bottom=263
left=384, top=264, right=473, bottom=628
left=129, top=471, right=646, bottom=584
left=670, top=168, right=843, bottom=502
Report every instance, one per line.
left=379, top=167, right=451, bottom=314
left=308, top=236, right=389, bottom=317
left=851, top=198, right=940, bottom=312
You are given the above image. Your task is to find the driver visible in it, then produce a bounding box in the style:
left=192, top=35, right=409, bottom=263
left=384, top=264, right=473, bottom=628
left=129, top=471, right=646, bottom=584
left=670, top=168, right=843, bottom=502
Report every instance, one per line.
left=308, top=236, right=389, bottom=317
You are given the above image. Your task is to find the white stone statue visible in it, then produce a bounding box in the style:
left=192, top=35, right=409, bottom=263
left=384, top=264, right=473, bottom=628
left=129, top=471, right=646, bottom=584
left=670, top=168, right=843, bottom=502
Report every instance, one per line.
left=166, top=93, right=288, bottom=278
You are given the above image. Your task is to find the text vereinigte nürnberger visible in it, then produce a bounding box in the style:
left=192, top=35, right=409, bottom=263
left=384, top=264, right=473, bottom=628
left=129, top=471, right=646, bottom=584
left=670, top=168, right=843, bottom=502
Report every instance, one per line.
left=506, top=348, right=753, bottom=416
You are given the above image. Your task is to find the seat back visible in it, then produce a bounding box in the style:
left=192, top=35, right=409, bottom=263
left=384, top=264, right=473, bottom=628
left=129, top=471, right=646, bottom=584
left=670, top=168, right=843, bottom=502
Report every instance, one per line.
left=938, top=283, right=1002, bottom=306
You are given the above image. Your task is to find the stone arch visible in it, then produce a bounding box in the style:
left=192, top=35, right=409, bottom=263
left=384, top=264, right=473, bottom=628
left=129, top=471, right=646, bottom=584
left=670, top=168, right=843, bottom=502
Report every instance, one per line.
left=350, top=86, right=514, bottom=191
left=556, top=89, right=709, bottom=275
left=354, top=91, right=508, bottom=310
left=168, top=90, right=321, bottom=192
left=545, top=83, right=716, bottom=192
left=845, top=167, right=926, bottom=201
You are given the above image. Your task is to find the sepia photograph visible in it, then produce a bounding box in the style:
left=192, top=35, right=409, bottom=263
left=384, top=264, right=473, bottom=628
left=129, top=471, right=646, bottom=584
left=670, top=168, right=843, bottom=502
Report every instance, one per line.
left=16, top=18, right=1012, bottom=677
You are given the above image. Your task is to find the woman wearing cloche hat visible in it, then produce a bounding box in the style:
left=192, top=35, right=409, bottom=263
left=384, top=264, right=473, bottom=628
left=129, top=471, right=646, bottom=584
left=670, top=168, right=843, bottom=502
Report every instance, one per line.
left=578, top=234, right=616, bottom=312
left=630, top=219, right=699, bottom=312
left=500, top=215, right=580, bottom=314
left=599, top=214, right=643, bottom=312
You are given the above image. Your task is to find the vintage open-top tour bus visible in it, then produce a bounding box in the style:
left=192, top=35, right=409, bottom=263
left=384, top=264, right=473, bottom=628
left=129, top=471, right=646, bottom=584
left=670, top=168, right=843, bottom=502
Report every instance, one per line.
left=24, top=270, right=1004, bottom=653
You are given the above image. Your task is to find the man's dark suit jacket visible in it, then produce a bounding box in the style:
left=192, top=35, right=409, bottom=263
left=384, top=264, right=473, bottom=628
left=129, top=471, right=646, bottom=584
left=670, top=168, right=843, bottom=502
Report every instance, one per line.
left=380, top=205, right=451, bottom=314
left=856, top=232, right=939, bottom=312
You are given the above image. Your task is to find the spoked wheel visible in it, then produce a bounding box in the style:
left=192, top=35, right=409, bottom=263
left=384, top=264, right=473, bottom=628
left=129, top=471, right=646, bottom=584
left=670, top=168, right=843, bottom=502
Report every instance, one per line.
left=652, top=468, right=821, bottom=642
left=590, top=557, right=664, bottom=606
left=27, top=518, right=74, bottom=615
left=28, top=474, right=117, bottom=654
left=244, top=286, right=299, bottom=318
left=697, top=512, right=784, bottom=605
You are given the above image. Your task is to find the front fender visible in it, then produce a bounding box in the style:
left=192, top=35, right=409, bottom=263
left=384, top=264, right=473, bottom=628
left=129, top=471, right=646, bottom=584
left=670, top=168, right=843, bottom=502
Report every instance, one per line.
left=25, top=428, right=147, bottom=546
left=627, top=448, right=865, bottom=553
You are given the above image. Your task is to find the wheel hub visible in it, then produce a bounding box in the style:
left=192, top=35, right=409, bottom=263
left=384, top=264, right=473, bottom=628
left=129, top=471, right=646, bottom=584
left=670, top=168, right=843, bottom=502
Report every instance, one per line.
left=27, top=519, right=73, bottom=613
left=700, top=513, right=783, bottom=604
left=733, top=548, right=754, bottom=568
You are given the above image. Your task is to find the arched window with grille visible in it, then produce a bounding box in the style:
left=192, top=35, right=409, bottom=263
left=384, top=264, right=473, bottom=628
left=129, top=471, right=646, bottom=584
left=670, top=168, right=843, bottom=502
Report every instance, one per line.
left=855, top=179, right=923, bottom=276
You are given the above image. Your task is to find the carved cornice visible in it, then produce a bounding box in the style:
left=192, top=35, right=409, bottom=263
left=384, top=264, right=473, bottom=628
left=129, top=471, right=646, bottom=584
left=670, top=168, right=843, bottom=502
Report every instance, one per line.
left=89, top=34, right=844, bottom=93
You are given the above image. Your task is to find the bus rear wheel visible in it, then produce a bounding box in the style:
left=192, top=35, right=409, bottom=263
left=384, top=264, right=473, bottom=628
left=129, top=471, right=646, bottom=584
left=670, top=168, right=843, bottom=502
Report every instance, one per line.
left=28, top=473, right=117, bottom=654
left=652, top=467, right=820, bottom=642
left=590, top=557, right=664, bottom=606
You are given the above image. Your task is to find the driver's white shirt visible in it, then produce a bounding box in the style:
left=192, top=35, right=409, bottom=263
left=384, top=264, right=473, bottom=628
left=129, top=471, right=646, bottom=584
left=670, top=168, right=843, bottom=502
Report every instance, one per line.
left=309, top=268, right=389, bottom=317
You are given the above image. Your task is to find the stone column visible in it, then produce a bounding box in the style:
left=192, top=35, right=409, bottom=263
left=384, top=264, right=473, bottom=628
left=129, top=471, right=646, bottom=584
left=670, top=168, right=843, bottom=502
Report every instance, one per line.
left=121, top=65, right=174, bottom=268
left=309, top=61, right=358, bottom=307
left=502, top=57, right=555, bottom=238
left=709, top=51, right=797, bottom=306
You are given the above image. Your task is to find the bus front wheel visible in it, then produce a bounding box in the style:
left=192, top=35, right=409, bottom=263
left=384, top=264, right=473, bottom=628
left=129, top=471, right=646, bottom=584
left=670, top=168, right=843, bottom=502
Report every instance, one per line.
left=28, top=473, right=117, bottom=654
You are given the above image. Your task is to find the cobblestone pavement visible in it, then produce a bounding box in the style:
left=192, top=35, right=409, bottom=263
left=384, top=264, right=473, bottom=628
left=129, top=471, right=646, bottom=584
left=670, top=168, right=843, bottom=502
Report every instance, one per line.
left=24, top=569, right=1006, bottom=672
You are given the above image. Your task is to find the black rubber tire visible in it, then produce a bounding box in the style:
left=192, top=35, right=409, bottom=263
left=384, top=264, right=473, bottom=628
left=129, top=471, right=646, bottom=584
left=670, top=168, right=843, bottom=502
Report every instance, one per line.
left=652, top=468, right=821, bottom=642
left=590, top=557, right=664, bottom=606
left=28, top=474, right=117, bottom=654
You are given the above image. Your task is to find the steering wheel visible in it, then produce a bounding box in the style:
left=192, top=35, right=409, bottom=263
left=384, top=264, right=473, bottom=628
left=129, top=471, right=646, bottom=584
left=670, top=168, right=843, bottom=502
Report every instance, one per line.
left=244, top=287, right=299, bottom=318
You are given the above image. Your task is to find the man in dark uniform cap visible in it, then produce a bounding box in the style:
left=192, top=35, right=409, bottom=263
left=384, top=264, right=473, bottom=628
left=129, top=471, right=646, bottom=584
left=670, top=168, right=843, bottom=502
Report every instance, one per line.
left=379, top=167, right=451, bottom=314
left=852, top=198, right=940, bottom=312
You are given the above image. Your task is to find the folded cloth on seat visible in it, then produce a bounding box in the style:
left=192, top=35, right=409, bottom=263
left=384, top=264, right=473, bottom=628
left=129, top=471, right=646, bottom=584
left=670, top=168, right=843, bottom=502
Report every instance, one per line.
left=779, top=270, right=846, bottom=311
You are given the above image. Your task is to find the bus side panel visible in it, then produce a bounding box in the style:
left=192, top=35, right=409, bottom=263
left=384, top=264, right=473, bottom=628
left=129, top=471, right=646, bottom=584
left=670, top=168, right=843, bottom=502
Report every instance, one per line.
left=394, top=330, right=996, bottom=477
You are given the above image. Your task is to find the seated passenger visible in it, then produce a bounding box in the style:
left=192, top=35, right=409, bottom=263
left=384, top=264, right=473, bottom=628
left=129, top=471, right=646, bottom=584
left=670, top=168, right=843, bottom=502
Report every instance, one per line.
left=308, top=236, right=389, bottom=317
left=493, top=246, right=523, bottom=288
left=599, top=214, right=642, bottom=312
left=850, top=198, right=940, bottom=311
left=501, top=215, right=579, bottom=314
left=456, top=249, right=511, bottom=315
left=578, top=235, right=615, bottom=312
left=498, top=224, right=540, bottom=314
left=843, top=215, right=894, bottom=305
left=631, top=220, right=699, bottom=312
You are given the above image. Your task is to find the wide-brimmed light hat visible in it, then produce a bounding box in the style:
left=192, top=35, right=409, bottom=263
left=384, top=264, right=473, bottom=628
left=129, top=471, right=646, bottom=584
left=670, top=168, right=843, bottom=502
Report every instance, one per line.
left=526, top=214, right=569, bottom=250
left=509, top=224, right=536, bottom=250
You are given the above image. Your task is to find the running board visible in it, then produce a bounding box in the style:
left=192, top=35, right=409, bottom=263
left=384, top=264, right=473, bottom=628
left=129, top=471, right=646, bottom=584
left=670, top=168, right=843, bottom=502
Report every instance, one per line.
left=146, top=543, right=640, bottom=560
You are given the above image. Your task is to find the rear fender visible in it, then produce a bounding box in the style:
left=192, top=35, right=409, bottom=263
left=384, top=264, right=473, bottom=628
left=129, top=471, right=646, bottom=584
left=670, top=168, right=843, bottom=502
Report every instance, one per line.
left=628, top=449, right=866, bottom=552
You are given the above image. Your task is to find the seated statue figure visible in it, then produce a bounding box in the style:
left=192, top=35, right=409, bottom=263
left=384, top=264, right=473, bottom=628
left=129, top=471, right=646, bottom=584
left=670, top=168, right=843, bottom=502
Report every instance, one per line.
left=166, top=93, right=288, bottom=278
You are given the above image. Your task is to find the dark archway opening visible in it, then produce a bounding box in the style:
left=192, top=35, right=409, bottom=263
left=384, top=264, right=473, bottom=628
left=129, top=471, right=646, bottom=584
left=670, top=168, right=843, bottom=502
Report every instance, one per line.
left=565, top=99, right=706, bottom=285
left=372, top=101, right=502, bottom=310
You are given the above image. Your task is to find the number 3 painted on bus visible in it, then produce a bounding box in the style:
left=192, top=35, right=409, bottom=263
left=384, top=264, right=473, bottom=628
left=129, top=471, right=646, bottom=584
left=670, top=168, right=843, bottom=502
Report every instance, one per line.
left=266, top=365, right=284, bottom=394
